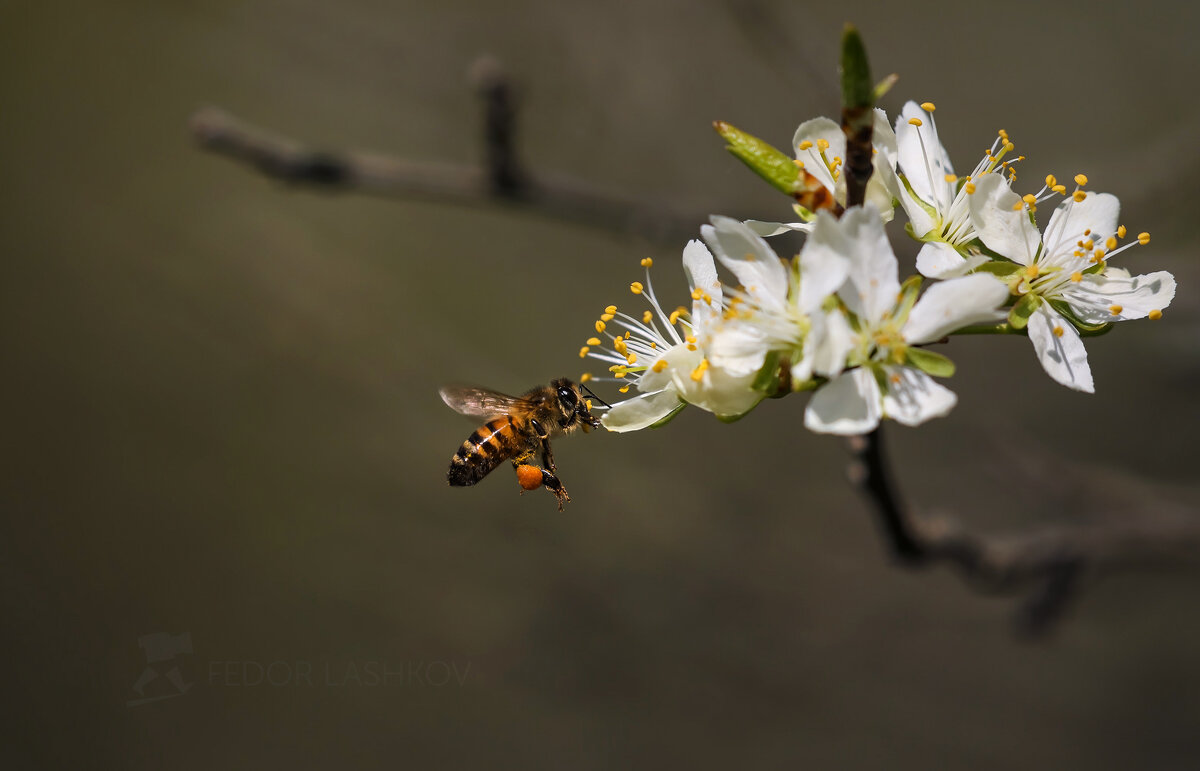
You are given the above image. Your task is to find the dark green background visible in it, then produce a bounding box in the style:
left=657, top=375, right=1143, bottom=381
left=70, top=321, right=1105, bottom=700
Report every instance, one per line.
left=4, top=1, right=1199, bottom=767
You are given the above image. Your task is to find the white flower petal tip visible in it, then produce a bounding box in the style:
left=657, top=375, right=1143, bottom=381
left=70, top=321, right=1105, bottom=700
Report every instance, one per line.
left=600, top=389, right=685, bottom=432
left=902, top=273, right=1010, bottom=345
left=1027, top=304, right=1094, bottom=393
left=880, top=367, right=958, bottom=427
left=743, top=220, right=812, bottom=237
left=804, top=368, right=882, bottom=435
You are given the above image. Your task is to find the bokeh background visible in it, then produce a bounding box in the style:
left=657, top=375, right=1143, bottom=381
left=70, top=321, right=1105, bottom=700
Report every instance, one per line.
left=4, top=0, right=1200, bottom=767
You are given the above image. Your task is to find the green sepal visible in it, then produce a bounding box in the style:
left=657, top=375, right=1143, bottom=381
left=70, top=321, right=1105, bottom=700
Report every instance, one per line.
left=647, top=402, right=687, bottom=429
left=905, top=347, right=956, bottom=378
left=1007, top=293, right=1041, bottom=330
left=893, top=275, right=922, bottom=326
left=1046, top=299, right=1113, bottom=336
left=898, top=175, right=939, bottom=226
left=752, top=350, right=784, bottom=393
left=715, top=398, right=765, bottom=424
left=874, top=73, right=899, bottom=102
left=713, top=121, right=799, bottom=196
left=975, top=260, right=1022, bottom=278
left=791, top=202, right=817, bottom=223
left=840, top=24, right=873, bottom=110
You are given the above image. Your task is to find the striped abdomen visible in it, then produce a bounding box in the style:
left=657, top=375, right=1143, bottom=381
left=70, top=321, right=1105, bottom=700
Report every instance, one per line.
left=447, top=416, right=524, bottom=486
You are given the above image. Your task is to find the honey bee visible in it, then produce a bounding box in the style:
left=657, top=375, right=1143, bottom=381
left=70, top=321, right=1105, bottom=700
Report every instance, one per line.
left=440, top=378, right=602, bottom=510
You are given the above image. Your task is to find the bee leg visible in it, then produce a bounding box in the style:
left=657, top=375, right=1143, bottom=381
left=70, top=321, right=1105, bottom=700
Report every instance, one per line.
left=539, top=469, right=571, bottom=511
left=540, top=438, right=557, bottom=473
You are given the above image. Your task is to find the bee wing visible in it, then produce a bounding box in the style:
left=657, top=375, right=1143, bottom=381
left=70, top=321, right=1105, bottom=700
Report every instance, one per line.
left=438, top=385, right=524, bottom=420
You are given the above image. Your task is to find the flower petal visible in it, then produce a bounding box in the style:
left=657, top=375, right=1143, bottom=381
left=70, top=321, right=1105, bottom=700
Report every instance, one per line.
left=742, top=220, right=812, bottom=237
left=804, top=367, right=881, bottom=435
left=809, top=307, right=854, bottom=378
left=1042, top=192, right=1119, bottom=260
left=903, top=273, right=1010, bottom=344
left=968, top=173, right=1040, bottom=266
left=914, top=241, right=989, bottom=280
left=895, top=101, right=955, bottom=221
left=793, top=117, right=842, bottom=195
left=681, top=239, right=723, bottom=326
left=1060, top=270, right=1177, bottom=324
left=707, top=319, right=770, bottom=377
left=880, top=366, right=957, bottom=427
left=701, top=216, right=788, bottom=313
left=1027, top=302, right=1094, bottom=393
left=824, top=206, right=900, bottom=324
left=600, top=388, right=684, bottom=432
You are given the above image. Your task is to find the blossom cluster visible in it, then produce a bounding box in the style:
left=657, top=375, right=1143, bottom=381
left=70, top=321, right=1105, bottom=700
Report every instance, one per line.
left=579, top=102, right=1176, bottom=435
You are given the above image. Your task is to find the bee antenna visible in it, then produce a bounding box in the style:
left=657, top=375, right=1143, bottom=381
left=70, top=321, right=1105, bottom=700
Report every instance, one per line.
left=580, top=382, right=610, bottom=409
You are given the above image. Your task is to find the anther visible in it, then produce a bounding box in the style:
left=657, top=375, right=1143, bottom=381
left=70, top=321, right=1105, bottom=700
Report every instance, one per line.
left=618, top=385, right=630, bottom=394
left=580, top=373, right=592, bottom=383
left=630, top=282, right=644, bottom=294
left=1023, top=193, right=1037, bottom=205
left=793, top=159, right=805, bottom=169
left=1074, top=173, right=1088, bottom=186
left=1138, top=232, right=1151, bottom=245
left=798, top=140, right=813, bottom=151
left=1045, top=174, right=1057, bottom=187
left=600, top=313, right=614, bottom=322
left=1105, top=236, right=1117, bottom=251
left=595, top=320, right=606, bottom=333
left=1117, top=225, right=1127, bottom=238
left=908, top=117, right=923, bottom=127
left=1109, top=305, right=1123, bottom=315
left=586, top=337, right=601, bottom=346
left=1052, top=326, right=1064, bottom=337
left=689, top=359, right=709, bottom=382
left=945, top=174, right=957, bottom=183
left=965, top=182, right=977, bottom=194
left=625, top=353, right=637, bottom=365
left=640, top=257, right=653, bottom=268
left=652, top=360, right=668, bottom=373
left=642, top=310, right=653, bottom=324
left=920, top=101, right=936, bottom=112
left=579, top=346, right=590, bottom=358
left=1070, top=272, right=1083, bottom=282
left=1073, top=190, right=1087, bottom=202
left=1052, top=185, right=1066, bottom=194
left=817, top=138, right=830, bottom=150
left=604, top=305, right=618, bottom=315
left=1149, top=309, right=1163, bottom=320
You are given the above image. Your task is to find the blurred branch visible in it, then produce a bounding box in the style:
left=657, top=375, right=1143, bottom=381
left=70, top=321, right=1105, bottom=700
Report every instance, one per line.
left=849, top=429, right=1200, bottom=637
left=189, top=57, right=702, bottom=245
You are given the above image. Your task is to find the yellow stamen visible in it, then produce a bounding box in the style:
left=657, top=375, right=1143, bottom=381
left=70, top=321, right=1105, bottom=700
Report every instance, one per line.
left=652, top=359, right=668, bottom=373
left=1149, top=309, right=1163, bottom=320
left=604, top=305, right=618, bottom=315
left=908, top=117, right=923, bottom=127
left=1117, top=225, right=1127, bottom=238
left=920, top=101, right=936, bottom=112
left=889, top=373, right=902, bottom=385
left=1051, top=185, right=1066, bottom=195
left=689, top=358, right=709, bottom=382
left=668, top=309, right=682, bottom=325
left=600, top=313, right=614, bottom=322
left=1073, top=190, right=1087, bottom=203
left=817, top=138, right=830, bottom=150
left=586, top=337, right=601, bottom=346
left=625, top=353, right=637, bottom=365
left=1074, top=173, right=1088, bottom=186
left=580, top=373, right=592, bottom=383
left=1045, top=174, right=1057, bottom=188
left=640, top=257, right=653, bottom=268
left=586, top=399, right=593, bottom=410
left=613, top=338, right=627, bottom=355
left=965, top=182, right=977, bottom=194
left=691, top=288, right=703, bottom=301
left=642, top=310, right=653, bottom=324
left=797, top=140, right=813, bottom=151
left=1025, top=265, right=1039, bottom=279
left=1070, top=272, right=1083, bottom=283
left=793, top=159, right=805, bottom=169
left=579, top=346, right=590, bottom=358
left=1012, top=201, right=1025, bottom=211
left=1092, top=250, right=1105, bottom=262
left=1052, top=326, right=1064, bottom=338
left=630, top=282, right=643, bottom=294
left=1022, top=193, right=1037, bottom=205
left=944, top=173, right=957, bottom=183
left=1138, top=232, right=1151, bottom=245
left=1105, top=236, right=1118, bottom=251
left=594, top=320, right=606, bottom=333
left=618, top=386, right=630, bottom=394
left=1109, top=305, right=1123, bottom=315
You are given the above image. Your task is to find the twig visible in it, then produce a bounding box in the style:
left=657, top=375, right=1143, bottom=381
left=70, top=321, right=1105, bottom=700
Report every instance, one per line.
left=189, top=60, right=707, bottom=246
left=849, top=428, right=1200, bottom=637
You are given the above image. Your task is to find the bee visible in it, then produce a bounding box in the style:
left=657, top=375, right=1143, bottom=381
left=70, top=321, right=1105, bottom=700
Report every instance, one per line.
left=439, top=378, right=602, bottom=510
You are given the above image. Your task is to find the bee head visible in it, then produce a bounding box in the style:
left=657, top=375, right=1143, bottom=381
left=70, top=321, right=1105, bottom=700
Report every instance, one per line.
left=552, top=378, right=601, bottom=429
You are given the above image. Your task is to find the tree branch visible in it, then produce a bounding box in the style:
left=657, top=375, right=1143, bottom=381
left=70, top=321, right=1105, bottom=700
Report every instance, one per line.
left=849, top=428, right=1200, bottom=637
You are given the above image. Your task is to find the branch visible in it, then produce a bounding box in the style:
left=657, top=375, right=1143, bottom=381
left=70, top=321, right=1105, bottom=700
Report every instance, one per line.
left=189, top=59, right=705, bottom=246
left=849, top=428, right=1200, bottom=637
